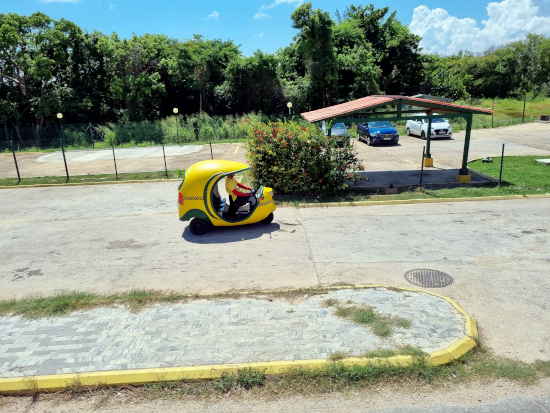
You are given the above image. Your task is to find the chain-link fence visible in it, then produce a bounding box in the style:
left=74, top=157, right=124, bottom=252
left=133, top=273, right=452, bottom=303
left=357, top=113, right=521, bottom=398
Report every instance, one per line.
left=351, top=120, right=550, bottom=187
left=1, top=117, right=549, bottom=188
left=0, top=116, right=256, bottom=182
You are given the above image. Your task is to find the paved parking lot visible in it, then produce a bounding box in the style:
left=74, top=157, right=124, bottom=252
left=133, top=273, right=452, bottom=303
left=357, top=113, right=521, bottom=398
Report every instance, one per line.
left=1, top=123, right=548, bottom=179
left=354, top=122, right=550, bottom=171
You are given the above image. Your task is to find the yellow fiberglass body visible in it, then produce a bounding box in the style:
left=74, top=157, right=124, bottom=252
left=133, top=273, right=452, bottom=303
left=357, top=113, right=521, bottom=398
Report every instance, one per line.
left=177, top=159, right=276, bottom=235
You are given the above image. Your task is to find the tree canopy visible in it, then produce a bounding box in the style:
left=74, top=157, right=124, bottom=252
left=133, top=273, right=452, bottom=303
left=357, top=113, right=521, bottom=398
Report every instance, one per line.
left=1, top=6, right=549, bottom=127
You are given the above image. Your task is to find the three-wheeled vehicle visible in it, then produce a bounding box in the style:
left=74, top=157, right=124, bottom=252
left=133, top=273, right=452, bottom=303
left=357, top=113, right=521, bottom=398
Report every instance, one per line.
left=178, top=160, right=276, bottom=235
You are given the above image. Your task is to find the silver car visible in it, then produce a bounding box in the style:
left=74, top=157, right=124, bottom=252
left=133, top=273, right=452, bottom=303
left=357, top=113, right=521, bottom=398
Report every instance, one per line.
left=330, top=122, right=350, bottom=138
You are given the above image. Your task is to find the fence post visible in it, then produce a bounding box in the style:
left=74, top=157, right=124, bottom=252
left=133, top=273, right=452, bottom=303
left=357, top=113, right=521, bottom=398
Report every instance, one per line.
left=33, top=124, right=39, bottom=150
left=420, top=146, right=425, bottom=186
left=111, top=144, right=118, bottom=180
left=89, top=122, right=95, bottom=149
left=147, top=120, right=151, bottom=146
left=162, top=144, right=168, bottom=177
left=498, top=143, right=505, bottom=186
left=60, top=137, right=70, bottom=182
left=522, top=96, right=526, bottom=123
left=491, top=98, right=495, bottom=128
left=10, top=140, right=21, bottom=183
left=59, top=123, right=70, bottom=182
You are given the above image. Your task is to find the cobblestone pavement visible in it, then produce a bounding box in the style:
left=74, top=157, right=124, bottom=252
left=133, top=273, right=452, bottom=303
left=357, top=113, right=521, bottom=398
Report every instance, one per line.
left=0, top=288, right=466, bottom=378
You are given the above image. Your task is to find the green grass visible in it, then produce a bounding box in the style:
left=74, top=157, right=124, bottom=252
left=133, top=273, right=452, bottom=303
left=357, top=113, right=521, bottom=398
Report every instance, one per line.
left=275, top=155, right=550, bottom=206
left=333, top=305, right=411, bottom=338
left=0, top=290, right=190, bottom=319
left=469, top=156, right=550, bottom=191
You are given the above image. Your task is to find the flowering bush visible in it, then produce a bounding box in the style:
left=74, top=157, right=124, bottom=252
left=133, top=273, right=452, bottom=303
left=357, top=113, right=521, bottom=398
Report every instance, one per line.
left=245, top=120, right=365, bottom=195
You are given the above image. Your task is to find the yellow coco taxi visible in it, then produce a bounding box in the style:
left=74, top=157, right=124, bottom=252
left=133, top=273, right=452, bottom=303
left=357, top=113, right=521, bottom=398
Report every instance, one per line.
left=178, top=159, right=276, bottom=235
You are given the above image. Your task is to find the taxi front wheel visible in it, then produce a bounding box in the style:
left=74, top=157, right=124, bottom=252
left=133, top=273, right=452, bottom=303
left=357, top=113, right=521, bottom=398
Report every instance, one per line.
left=189, top=218, right=210, bottom=235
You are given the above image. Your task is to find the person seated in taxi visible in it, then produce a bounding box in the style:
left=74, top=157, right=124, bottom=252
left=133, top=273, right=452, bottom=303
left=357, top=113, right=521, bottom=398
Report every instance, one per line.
left=225, top=173, right=256, bottom=215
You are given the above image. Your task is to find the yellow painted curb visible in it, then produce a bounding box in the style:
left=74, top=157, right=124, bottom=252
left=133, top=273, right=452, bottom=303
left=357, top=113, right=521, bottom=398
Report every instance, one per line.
left=298, top=194, right=550, bottom=208
left=0, top=178, right=181, bottom=189
left=0, top=284, right=477, bottom=395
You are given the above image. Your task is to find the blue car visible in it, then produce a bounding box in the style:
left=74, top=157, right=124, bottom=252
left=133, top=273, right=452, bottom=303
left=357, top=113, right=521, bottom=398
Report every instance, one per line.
left=357, top=121, right=399, bottom=146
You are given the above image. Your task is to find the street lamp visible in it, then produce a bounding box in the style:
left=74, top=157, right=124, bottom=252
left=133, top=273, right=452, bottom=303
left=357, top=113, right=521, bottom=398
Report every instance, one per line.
left=173, top=108, right=179, bottom=144
left=287, top=102, right=292, bottom=117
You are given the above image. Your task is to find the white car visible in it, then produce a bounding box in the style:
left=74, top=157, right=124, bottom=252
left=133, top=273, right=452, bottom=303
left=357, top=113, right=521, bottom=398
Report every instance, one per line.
left=405, top=113, right=452, bottom=139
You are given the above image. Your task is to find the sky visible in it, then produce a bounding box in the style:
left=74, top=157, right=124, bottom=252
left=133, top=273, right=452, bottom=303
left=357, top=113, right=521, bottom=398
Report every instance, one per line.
left=2, top=0, right=550, bottom=56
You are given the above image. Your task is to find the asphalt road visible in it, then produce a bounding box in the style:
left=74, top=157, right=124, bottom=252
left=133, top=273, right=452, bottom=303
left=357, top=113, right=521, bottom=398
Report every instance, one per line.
left=1, top=182, right=549, bottom=411
left=1, top=182, right=549, bottom=364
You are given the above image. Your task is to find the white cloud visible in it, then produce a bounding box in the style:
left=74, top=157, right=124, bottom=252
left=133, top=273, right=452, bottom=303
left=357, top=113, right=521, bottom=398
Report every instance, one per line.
left=253, top=32, right=264, bottom=38
left=409, top=0, right=550, bottom=54
left=262, top=0, right=303, bottom=9
left=207, top=11, right=219, bottom=20
left=254, top=12, right=270, bottom=19
left=254, top=0, right=302, bottom=19
left=38, top=0, right=80, bottom=3
left=109, top=3, right=116, bottom=10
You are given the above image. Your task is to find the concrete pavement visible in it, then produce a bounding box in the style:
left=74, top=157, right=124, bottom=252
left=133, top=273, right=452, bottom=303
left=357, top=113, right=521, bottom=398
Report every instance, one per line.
left=0, top=183, right=549, bottom=364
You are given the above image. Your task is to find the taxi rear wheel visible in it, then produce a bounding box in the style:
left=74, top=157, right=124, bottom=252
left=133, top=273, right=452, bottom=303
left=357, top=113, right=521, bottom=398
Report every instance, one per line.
left=189, top=218, right=210, bottom=235
left=261, top=213, right=274, bottom=225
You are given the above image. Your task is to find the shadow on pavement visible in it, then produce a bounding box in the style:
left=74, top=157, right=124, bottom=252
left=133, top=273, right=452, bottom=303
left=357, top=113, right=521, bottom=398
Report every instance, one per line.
left=355, top=169, right=491, bottom=187
left=182, top=222, right=281, bottom=244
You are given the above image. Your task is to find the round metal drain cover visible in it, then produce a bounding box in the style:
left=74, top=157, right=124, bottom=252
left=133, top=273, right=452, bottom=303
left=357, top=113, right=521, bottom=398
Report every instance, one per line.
left=404, top=269, right=453, bottom=288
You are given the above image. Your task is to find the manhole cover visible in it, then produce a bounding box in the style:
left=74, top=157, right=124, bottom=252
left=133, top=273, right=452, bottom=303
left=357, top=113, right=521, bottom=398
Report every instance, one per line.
left=404, top=269, right=453, bottom=288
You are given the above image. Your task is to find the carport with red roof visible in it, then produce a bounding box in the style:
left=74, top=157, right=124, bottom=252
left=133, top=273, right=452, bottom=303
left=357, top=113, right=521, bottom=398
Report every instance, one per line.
left=300, top=95, right=493, bottom=182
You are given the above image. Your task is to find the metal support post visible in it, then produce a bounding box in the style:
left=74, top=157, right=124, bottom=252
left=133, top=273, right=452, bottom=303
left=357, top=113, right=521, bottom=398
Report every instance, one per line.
left=89, top=122, right=95, bottom=149
left=59, top=121, right=70, bottom=182
left=162, top=144, right=168, bottom=177
left=420, top=146, right=425, bottom=186
left=176, top=115, right=179, bottom=144
left=491, top=98, right=495, bottom=128
left=498, top=144, right=505, bottom=186
left=209, top=140, right=213, bottom=160
left=111, top=145, right=118, bottom=180
left=459, top=115, right=473, bottom=175
left=426, top=118, right=432, bottom=158
left=10, top=140, right=21, bottom=183
left=521, top=96, right=526, bottom=123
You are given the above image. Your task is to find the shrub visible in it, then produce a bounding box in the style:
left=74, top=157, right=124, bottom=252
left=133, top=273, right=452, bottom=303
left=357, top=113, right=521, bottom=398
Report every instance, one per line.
left=245, top=120, right=365, bottom=195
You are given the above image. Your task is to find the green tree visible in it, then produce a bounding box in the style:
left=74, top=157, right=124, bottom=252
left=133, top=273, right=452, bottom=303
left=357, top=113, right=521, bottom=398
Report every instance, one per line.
left=346, top=4, right=424, bottom=95
left=333, top=20, right=380, bottom=101
left=291, top=3, right=338, bottom=109
left=0, top=12, right=84, bottom=129
left=217, top=50, right=283, bottom=114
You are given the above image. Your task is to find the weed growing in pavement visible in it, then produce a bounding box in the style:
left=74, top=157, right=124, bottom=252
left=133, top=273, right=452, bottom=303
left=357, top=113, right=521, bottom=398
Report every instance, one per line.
left=0, top=285, right=373, bottom=319
left=364, top=349, right=397, bottom=358
left=63, top=377, right=91, bottom=396
left=212, top=368, right=266, bottom=393
left=333, top=305, right=411, bottom=338
left=329, top=352, right=348, bottom=361
left=322, top=298, right=339, bottom=307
